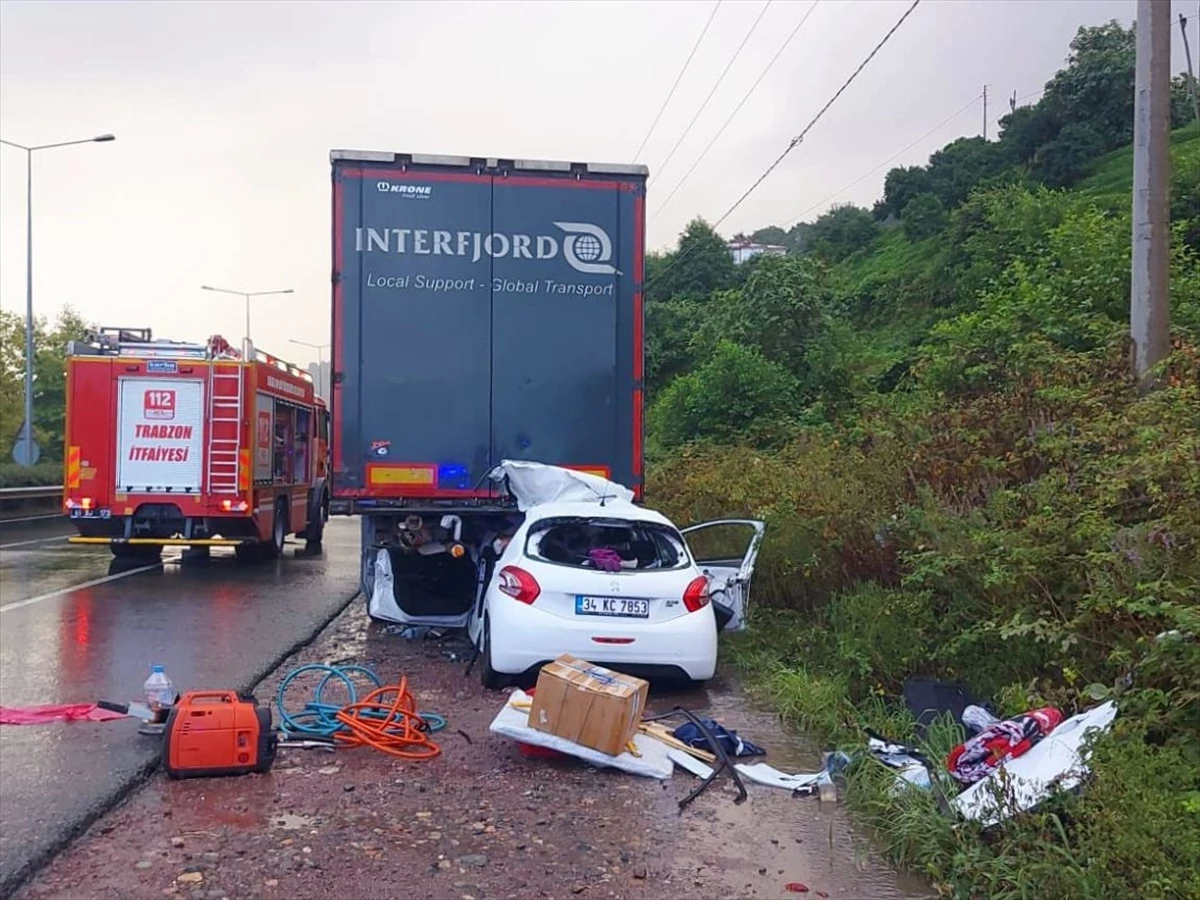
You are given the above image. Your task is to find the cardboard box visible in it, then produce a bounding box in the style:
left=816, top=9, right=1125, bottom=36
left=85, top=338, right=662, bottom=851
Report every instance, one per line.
left=527, top=655, right=650, bottom=757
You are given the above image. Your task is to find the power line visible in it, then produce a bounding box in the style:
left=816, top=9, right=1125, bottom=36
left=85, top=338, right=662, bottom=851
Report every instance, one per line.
left=650, top=0, right=774, bottom=186
left=632, top=1, right=723, bottom=162
left=713, top=0, right=922, bottom=231
left=782, top=91, right=982, bottom=227
left=644, top=0, right=921, bottom=295
left=650, top=0, right=822, bottom=223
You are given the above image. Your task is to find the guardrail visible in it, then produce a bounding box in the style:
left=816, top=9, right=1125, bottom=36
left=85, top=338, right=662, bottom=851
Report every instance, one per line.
left=0, top=485, right=63, bottom=500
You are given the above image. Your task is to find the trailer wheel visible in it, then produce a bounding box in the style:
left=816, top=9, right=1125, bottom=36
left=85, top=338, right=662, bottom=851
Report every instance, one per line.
left=111, top=544, right=162, bottom=560
left=234, top=543, right=260, bottom=563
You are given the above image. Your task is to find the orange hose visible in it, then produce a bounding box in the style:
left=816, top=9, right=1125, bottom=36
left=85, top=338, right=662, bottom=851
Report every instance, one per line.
left=331, top=677, right=441, bottom=760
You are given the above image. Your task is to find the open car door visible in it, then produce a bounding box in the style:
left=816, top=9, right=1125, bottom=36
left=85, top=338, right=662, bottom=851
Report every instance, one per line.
left=680, top=519, right=765, bottom=632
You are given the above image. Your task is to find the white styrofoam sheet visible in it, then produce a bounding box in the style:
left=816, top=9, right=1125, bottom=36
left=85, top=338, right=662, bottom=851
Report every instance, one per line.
left=488, top=690, right=673, bottom=780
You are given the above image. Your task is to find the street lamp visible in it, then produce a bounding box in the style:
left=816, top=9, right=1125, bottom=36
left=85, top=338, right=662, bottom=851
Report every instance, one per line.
left=289, top=340, right=330, bottom=398
left=200, top=285, right=294, bottom=344
left=0, top=133, right=115, bottom=468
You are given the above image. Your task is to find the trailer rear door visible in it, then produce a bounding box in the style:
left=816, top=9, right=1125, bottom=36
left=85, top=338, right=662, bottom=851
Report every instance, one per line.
left=115, top=377, right=205, bottom=492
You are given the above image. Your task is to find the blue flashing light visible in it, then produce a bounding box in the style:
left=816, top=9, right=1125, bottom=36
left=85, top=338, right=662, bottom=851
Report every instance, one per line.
left=438, top=462, right=470, bottom=489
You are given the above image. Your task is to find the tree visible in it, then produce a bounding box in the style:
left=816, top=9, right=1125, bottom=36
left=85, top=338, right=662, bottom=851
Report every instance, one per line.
left=648, top=218, right=734, bottom=302
left=0, top=306, right=91, bottom=463
left=34, top=308, right=90, bottom=460
left=1041, top=21, right=1136, bottom=154
left=901, top=193, right=948, bottom=242
left=0, top=311, right=24, bottom=448
left=644, top=296, right=709, bottom=399
left=650, top=340, right=799, bottom=448
left=806, top=204, right=878, bottom=262
left=1032, top=122, right=1107, bottom=188
left=876, top=165, right=933, bottom=221
left=998, top=103, right=1062, bottom=164
left=925, top=137, right=1014, bottom=208
left=750, top=226, right=789, bottom=246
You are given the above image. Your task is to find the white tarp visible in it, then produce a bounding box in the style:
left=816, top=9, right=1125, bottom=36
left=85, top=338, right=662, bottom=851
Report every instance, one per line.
left=488, top=690, right=673, bottom=780
left=489, top=460, right=635, bottom=511
left=952, top=701, right=1118, bottom=827
left=367, top=548, right=403, bottom=624
left=665, top=752, right=829, bottom=795
left=115, top=377, right=204, bottom=492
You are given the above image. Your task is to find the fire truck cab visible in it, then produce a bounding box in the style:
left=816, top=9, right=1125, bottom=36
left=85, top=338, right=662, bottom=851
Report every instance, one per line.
left=63, top=327, right=330, bottom=560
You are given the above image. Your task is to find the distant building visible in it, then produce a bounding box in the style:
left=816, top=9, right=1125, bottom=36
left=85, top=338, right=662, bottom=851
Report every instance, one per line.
left=727, top=240, right=788, bottom=265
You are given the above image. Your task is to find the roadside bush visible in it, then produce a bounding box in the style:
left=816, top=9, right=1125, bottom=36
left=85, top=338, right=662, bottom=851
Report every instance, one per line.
left=900, top=193, right=947, bottom=242
left=648, top=342, right=800, bottom=450
left=0, top=461, right=62, bottom=488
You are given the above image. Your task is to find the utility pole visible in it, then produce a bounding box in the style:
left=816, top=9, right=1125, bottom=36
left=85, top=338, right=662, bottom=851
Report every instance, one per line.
left=1130, top=0, right=1171, bottom=390
left=1181, top=13, right=1200, bottom=126
left=982, top=85, right=988, bottom=139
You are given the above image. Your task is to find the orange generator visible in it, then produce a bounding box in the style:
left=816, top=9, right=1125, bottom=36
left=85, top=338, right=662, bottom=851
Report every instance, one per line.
left=63, top=328, right=331, bottom=560
left=162, top=691, right=277, bottom=779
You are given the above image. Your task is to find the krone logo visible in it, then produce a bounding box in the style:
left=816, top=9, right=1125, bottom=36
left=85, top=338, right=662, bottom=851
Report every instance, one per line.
left=377, top=181, right=432, bottom=198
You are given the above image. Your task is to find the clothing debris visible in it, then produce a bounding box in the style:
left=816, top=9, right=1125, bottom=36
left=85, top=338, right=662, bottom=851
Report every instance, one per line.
left=673, top=719, right=766, bottom=758
left=0, top=703, right=129, bottom=725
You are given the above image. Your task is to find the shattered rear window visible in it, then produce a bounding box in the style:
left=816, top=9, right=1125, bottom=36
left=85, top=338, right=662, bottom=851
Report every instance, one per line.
left=525, top=517, right=690, bottom=571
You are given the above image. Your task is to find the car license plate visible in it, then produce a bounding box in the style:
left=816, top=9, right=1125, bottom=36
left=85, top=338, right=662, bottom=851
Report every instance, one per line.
left=69, top=508, right=111, bottom=519
left=576, top=596, right=650, bottom=618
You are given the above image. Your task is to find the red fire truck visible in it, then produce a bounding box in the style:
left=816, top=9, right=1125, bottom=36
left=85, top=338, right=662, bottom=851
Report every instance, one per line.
left=63, top=328, right=330, bottom=560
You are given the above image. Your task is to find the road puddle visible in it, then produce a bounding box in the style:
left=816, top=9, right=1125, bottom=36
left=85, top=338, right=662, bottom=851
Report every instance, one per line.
left=650, top=669, right=933, bottom=900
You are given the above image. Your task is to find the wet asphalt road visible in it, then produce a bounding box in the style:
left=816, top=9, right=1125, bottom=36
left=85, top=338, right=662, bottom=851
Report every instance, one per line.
left=0, top=517, right=361, bottom=894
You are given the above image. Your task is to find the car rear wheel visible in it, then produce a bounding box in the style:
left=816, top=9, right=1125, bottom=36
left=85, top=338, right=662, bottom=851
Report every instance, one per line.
left=479, top=616, right=507, bottom=691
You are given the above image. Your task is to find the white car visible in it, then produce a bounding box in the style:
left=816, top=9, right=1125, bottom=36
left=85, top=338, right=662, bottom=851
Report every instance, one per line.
left=365, top=462, right=764, bottom=687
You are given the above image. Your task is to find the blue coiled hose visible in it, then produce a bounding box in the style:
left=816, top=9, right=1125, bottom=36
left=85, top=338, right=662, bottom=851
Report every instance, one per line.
left=276, top=663, right=446, bottom=737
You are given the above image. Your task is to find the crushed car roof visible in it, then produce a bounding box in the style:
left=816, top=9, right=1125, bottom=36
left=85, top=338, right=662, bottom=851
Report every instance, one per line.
left=522, top=500, right=677, bottom=529
left=490, top=460, right=636, bottom=511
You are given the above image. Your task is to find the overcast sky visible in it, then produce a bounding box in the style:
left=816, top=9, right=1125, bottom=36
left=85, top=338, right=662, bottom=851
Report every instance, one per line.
left=0, top=0, right=1195, bottom=364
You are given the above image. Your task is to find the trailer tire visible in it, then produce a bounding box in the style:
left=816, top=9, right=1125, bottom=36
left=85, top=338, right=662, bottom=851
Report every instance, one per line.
left=234, top=543, right=261, bottom=563
left=111, top=544, right=161, bottom=560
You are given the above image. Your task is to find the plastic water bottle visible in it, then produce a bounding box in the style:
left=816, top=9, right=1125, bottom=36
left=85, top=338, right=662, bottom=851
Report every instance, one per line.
left=143, top=665, right=175, bottom=712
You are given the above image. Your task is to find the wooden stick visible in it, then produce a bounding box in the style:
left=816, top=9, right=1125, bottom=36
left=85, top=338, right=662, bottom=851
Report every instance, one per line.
left=638, top=722, right=716, bottom=763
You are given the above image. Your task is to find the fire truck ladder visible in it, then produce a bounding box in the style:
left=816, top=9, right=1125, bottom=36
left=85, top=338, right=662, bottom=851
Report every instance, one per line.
left=206, top=359, right=244, bottom=496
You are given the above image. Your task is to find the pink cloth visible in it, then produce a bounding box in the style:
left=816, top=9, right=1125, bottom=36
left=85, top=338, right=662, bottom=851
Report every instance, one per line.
left=588, top=548, right=623, bottom=572
left=0, top=703, right=129, bottom=725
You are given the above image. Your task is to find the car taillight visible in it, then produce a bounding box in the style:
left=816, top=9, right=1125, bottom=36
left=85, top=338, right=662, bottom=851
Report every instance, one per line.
left=683, top=576, right=710, bottom=613
left=498, top=566, right=540, bottom=605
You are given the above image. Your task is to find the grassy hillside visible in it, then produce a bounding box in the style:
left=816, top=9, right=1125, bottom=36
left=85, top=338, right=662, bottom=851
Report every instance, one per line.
left=645, top=122, right=1200, bottom=898
left=1080, top=122, right=1200, bottom=209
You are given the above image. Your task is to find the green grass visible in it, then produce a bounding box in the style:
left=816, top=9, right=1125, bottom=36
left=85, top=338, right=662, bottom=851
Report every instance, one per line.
left=728, top=608, right=1200, bottom=900
left=1079, top=123, right=1200, bottom=210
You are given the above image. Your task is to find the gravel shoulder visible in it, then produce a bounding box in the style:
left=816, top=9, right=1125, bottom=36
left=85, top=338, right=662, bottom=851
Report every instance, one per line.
left=15, top=601, right=930, bottom=900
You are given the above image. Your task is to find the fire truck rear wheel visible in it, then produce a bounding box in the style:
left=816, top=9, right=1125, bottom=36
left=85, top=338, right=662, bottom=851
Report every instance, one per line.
left=266, top=500, right=287, bottom=558
left=304, top=490, right=327, bottom=551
